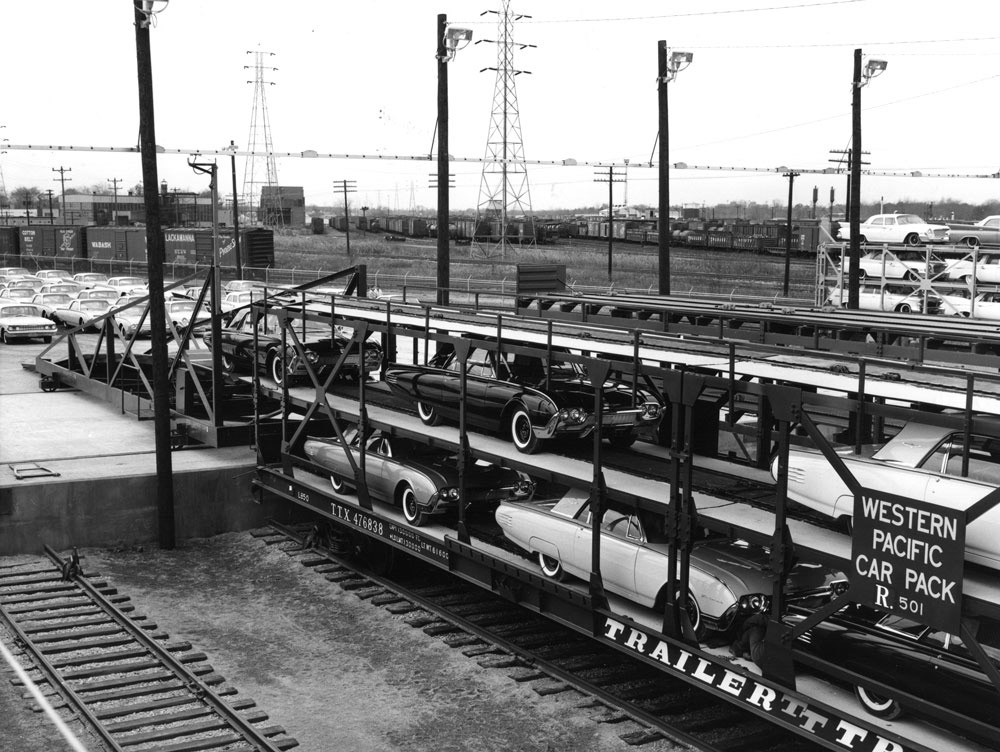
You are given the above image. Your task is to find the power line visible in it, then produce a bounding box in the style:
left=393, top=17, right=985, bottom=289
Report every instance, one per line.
left=456, top=0, right=862, bottom=25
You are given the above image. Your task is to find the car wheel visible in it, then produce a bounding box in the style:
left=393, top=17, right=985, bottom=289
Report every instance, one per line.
left=896, top=303, right=912, bottom=313
left=961, top=275, right=973, bottom=286
left=220, top=353, right=234, bottom=374
left=400, top=483, right=427, bottom=527
left=538, top=552, right=566, bottom=581
left=857, top=268, right=867, bottom=281
left=0, top=329, right=9, bottom=344
left=683, top=591, right=705, bottom=640
left=417, top=401, right=441, bottom=426
left=509, top=405, right=540, bottom=454
left=905, top=270, right=919, bottom=282
left=270, top=351, right=289, bottom=386
left=965, top=237, right=981, bottom=249
left=607, top=430, right=637, bottom=449
left=903, top=233, right=920, bottom=247
left=858, top=235, right=867, bottom=245
left=855, top=685, right=903, bottom=720
left=330, top=474, right=354, bottom=495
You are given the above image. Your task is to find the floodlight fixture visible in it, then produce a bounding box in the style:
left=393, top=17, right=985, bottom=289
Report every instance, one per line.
left=661, top=50, right=693, bottom=83
left=134, top=0, right=169, bottom=27
left=862, top=58, right=887, bottom=86
left=440, top=26, right=473, bottom=62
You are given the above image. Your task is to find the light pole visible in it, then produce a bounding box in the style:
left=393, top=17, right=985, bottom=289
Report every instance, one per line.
left=847, top=51, right=887, bottom=309
left=361, top=205, right=369, bottom=233
left=656, top=43, right=692, bottom=296
left=224, top=141, right=242, bottom=277
left=782, top=170, right=799, bottom=296
left=134, top=0, right=175, bottom=549
left=594, top=165, right=625, bottom=279
left=436, top=15, right=472, bottom=306
left=108, top=177, right=121, bottom=225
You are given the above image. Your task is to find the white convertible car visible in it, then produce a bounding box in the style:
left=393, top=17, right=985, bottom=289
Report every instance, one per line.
left=495, top=490, right=847, bottom=639
left=774, top=421, right=1000, bottom=570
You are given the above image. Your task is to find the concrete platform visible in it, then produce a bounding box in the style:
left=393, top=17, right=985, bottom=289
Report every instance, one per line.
left=0, top=339, right=292, bottom=554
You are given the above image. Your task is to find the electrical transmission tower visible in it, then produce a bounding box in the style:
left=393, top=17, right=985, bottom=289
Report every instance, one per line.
left=474, top=2, right=536, bottom=258
left=242, top=50, right=283, bottom=228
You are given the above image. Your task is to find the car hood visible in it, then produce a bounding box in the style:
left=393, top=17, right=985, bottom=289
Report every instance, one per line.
left=541, top=376, right=653, bottom=410
left=680, top=539, right=844, bottom=594
left=0, top=314, right=52, bottom=327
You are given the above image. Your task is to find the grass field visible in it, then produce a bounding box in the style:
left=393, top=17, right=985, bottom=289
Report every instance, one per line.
left=273, top=228, right=817, bottom=302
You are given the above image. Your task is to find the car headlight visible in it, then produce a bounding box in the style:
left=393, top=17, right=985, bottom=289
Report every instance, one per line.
left=831, top=579, right=850, bottom=596
left=641, top=402, right=661, bottom=419
left=441, top=487, right=460, bottom=501
left=558, top=408, right=588, bottom=424
left=513, top=479, right=535, bottom=497
left=738, top=593, right=771, bottom=613
left=305, top=350, right=320, bottom=363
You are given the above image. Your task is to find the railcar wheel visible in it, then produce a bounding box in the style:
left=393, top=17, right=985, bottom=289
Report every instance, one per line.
left=417, top=401, right=441, bottom=426
left=538, top=552, right=566, bottom=581
left=510, top=405, right=540, bottom=454
left=855, top=685, right=903, bottom=720
left=904, top=233, right=920, bottom=247
left=400, top=483, right=427, bottom=527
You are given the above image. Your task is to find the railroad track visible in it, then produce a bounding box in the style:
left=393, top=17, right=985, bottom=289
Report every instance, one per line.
left=0, top=546, right=298, bottom=752
left=261, top=520, right=826, bottom=752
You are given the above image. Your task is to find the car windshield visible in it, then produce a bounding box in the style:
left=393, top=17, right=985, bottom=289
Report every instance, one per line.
left=0, top=306, right=36, bottom=316
left=80, top=300, right=110, bottom=311
left=41, top=294, right=71, bottom=304
left=168, top=302, right=198, bottom=313
left=896, top=215, right=924, bottom=225
left=87, top=291, right=119, bottom=300
left=115, top=278, right=144, bottom=286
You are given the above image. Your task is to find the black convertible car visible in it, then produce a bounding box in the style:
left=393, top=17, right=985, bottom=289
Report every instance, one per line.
left=383, top=343, right=663, bottom=454
left=203, top=306, right=382, bottom=386
left=786, top=604, right=1000, bottom=742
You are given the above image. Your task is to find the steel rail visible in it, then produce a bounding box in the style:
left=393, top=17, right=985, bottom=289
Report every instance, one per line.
left=265, top=520, right=806, bottom=752
left=37, top=545, right=289, bottom=752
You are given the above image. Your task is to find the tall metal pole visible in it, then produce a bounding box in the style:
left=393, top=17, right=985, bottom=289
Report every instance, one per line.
left=436, top=13, right=450, bottom=306
left=848, top=48, right=862, bottom=310
left=47, top=190, right=54, bottom=225
left=657, top=41, right=670, bottom=296
left=342, top=179, right=351, bottom=257
left=783, top=171, right=798, bottom=296
left=52, top=166, right=71, bottom=225
left=228, top=141, right=242, bottom=278
left=134, top=3, right=175, bottom=549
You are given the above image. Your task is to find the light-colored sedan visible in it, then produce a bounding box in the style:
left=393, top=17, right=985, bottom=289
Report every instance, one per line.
left=5, top=276, right=45, bottom=294
left=303, top=427, right=533, bottom=526
left=773, top=420, right=1000, bottom=570
left=74, top=288, right=121, bottom=303
left=35, top=269, right=72, bottom=282
left=826, top=284, right=938, bottom=314
left=164, top=299, right=213, bottom=332
left=72, top=272, right=110, bottom=289
left=0, top=287, right=36, bottom=301
left=934, top=289, right=1000, bottom=319
left=0, top=302, right=58, bottom=344
left=838, top=214, right=950, bottom=246
left=51, top=298, right=113, bottom=331
left=838, top=248, right=946, bottom=280
left=39, top=282, right=84, bottom=295
left=495, top=490, right=847, bottom=638
left=107, top=276, right=148, bottom=295
left=29, top=292, right=75, bottom=319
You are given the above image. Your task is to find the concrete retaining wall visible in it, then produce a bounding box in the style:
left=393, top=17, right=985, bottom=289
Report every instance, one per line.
left=0, top=465, right=306, bottom=554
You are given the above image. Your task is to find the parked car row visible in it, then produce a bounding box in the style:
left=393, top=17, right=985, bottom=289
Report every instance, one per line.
left=837, top=213, right=950, bottom=246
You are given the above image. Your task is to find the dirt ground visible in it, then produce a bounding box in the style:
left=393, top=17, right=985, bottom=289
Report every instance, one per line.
left=1, top=532, right=684, bottom=752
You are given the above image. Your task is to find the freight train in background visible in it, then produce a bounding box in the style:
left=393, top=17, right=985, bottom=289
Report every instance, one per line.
left=328, top=213, right=826, bottom=256
left=0, top=225, right=276, bottom=268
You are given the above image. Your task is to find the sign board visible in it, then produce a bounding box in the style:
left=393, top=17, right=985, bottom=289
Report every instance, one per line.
left=851, top=488, right=965, bottom=634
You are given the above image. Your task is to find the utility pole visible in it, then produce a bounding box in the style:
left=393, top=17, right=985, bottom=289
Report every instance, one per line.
left=52, top=166, right=71, bottom=225
left=46, top=189, right=54, bottom=225
left=594, top=165, right=625, bottom=279
left=134, top=0, right=175, bottom=549
left=848, top=48, right=863, bottom=309
left=783, top=171, right=799, bottom=296
left=335, top=179, right=356, bottom=256
left=829, top=187, right=835, bottom=240
left=658, top=41, right=670, bottom=295
left=108, top=177, right=121, bottom=226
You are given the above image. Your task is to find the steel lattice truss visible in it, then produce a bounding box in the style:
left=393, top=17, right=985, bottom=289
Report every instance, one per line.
left=475, top=1, right=535, bottom=258
left=242, top=51, right=283, bottom=228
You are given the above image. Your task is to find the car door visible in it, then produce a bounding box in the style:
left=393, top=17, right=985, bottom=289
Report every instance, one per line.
left=572, top=506, right=639, bottom=600
left=363, top=434, right=392, bottom=501
left=922, top=433, right=1000, bottom=568
left=434, top=346, right=492, bottom=426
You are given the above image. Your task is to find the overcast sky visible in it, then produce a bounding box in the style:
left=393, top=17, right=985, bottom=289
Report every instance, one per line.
left=2, top=0, right=998, bottom=215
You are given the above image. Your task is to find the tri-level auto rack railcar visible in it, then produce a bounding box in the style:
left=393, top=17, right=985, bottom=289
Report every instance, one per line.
left=238, top=292, right=1000, bottom=752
